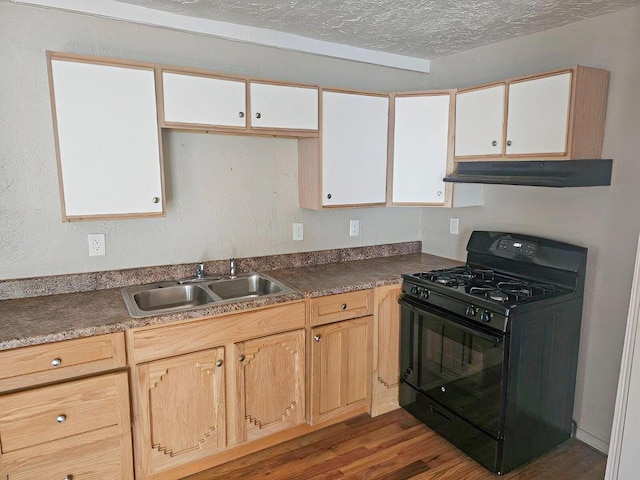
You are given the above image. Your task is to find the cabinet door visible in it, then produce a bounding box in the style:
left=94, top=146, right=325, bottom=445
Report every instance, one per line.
left=454, top=84, right=505, bottom=157
left=506, top=72, right=572, bottom=155
left=372, top=285, right=402, bottom=417
left=311, top=316, right=373, bottom=424
left=162, top=71, right=247, bottom=128
left=133, top=348, right=225, bottom=478
left=235, top=330, right=305, bottom=443
left=49, top=56, right=163, bottom=220
left=249, top=82, right=318, bottom=130
left=322, top=91, right=389, bottom=206
left=392, top=93, right=451, bottom=204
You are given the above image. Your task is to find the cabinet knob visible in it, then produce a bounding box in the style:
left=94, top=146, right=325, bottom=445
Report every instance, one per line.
left=51, top=358, right=62, bottom=367
left=64, top=475, right=74, bottom=480
left=314, top=335, right=321, bottom=342
left=238, top=354, right=245, bottom=362
left=215, top=359, right=223, bottom=367
left=506, top=140, right=512, bottom=146
left=255, top=112, right=261, bottom=119
left=491, top=140, right=498, bottom=147
left=437, top=191, right=442, bottom=197
left=341, top=303, right=347, bottom=310
left=56, top=414, right=67, bottom=423
left=326, top=193, right=332, bottom=199
left=152, top=197, right=160, bottom=204
left=238, top=111, right=245, bottom=118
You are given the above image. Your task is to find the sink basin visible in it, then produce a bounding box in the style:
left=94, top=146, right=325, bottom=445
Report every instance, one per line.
left=121, top=273, right=296, bottom=317
left=133, top=284, right=216, bottom=312
left=207, top=274, right=284, bottom=300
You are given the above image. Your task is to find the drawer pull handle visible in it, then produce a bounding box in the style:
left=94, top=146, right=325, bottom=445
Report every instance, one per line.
left=314, top=335, right=321, bottom=342
left=238, top=354, right=245, bottom=362
left=215, top=359, right=223, bottom=367
left=56, top=414, right=67, bottom=423
left=341, top=303, right=347, bottom=310
left=64, top=475, right=74, bottom=480
left=51, top=358, right=62, bottom=367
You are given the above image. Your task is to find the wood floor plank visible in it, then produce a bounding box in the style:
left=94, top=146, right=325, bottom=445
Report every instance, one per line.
left=182, top=409, right=607, bottom=480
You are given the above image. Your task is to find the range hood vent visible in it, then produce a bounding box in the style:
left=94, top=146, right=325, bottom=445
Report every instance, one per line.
left=443, top=159, right=612, bottom=187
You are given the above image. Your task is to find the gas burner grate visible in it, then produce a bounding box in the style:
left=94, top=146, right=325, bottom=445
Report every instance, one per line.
left=409, top=265, right=568, bottom=305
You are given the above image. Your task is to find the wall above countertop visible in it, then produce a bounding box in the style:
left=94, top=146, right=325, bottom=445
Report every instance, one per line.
left=0, top=2, right=428, bottom=281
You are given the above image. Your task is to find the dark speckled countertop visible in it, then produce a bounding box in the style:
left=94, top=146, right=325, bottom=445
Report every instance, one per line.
left=0, top=245, right=461, bottom=351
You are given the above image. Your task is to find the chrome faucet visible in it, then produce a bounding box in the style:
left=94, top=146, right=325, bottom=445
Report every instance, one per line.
left=195, top=263, right=205, bottom=279
left=230, top=258, right=237, bottom=278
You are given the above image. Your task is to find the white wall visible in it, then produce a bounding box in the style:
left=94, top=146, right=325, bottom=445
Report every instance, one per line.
left=421, top=6, right=640, bottom=449
left=0, top=1, right=428, bottom=280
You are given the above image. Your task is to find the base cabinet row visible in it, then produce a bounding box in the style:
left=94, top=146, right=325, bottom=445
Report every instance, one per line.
left=0, top=285, right=402, bottom=480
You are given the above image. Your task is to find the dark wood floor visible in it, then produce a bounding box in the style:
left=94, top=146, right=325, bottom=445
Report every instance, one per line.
left=183, top=409, right=607, bottom=480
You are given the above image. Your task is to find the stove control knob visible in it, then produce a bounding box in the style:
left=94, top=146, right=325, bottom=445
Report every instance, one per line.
left=466, top=306, right=478, bottom=317
left=419, top=289, right=430, bottom=300
left=411, top=285, right=419, bottom=295
left=481, top=311, right=493, bottom=323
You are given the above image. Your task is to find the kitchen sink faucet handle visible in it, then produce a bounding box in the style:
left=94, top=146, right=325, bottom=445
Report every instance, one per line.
left=195, top=263, right=205, bottom=279
left=230, top=258, right=237, bottom=278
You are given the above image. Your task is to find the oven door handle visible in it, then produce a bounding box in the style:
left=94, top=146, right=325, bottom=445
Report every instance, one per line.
left=399, top=295, right=504, bottom=344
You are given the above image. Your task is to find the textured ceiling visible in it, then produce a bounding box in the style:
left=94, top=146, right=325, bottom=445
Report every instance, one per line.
left=115, top=0, right=640, bottom=58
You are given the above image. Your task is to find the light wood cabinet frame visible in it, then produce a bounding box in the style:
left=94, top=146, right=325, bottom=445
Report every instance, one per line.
left=454, top=66, right=609, bottom=161
left=157, top=64, right=320, bottom=138
left=387, top=90, right=456, bottom=207
left=47, top=51, right=166, bottom=222
left=298, top=87, right=390, bottom=210
left=371, top=284, right=402, bottom=417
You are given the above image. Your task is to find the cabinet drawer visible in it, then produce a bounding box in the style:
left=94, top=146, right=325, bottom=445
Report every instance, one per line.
left=310, top=290, right=374, bottom=326
left=5, top=433, right=130, bottom=480
left=0, top=333, right=126, bottom=393
left=0, top=372, right=128, bottom=453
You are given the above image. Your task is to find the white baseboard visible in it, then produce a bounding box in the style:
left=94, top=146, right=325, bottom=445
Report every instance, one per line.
left=576, top=428, right=609, bottom=454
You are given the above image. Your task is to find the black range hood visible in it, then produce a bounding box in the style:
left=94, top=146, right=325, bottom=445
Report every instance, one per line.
left=444, top=159, right=612, bottom=187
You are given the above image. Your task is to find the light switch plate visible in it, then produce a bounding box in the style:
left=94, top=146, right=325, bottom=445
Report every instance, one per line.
left=449, top=218, right=459, bottom=235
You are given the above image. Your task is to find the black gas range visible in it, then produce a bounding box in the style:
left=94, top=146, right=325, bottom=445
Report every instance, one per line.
left=399, top=231, right=587, bottom=475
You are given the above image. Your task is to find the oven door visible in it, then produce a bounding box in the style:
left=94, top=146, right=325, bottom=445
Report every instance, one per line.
left=399, top=296, right=507, bottom=439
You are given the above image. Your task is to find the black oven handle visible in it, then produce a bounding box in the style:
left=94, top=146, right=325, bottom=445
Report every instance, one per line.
left=399, top=295, right=504, bottom=344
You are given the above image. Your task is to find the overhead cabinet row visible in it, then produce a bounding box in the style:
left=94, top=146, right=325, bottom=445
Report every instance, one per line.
left=454, top=67, right=609, bottom=159
left=47, top=52, right=608, bottom=221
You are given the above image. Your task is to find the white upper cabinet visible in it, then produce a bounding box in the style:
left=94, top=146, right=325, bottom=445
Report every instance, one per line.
left=454, top=84, right=505, bottom=157
left=49, top=54, right=163, bottom=221
left=249, top=82, right=318, bottom=130
left=505, top=72, right=571, bottom=155
left=321, top=91, right=389, bottom=207
left=392, top=93, right=452, bottom=204
left=161, top=71, right=247, bottom=128
left=453, top=67, right=609, bottom=160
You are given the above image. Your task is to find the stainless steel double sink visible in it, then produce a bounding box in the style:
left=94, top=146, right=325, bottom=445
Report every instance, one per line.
left=121, top=273, right=296, bottom=318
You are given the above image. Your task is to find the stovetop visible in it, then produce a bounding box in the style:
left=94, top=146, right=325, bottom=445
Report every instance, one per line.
left=408, top=265, right=570, bottom=307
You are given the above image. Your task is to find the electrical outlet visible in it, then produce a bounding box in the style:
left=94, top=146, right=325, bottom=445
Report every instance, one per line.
left=350, top=220, right=360, bottom=237
left=88, top=233, right=106, bottom=256
left=449, top=218, right=459, bottom=235
left=293, top=223, right=304, bottom=241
